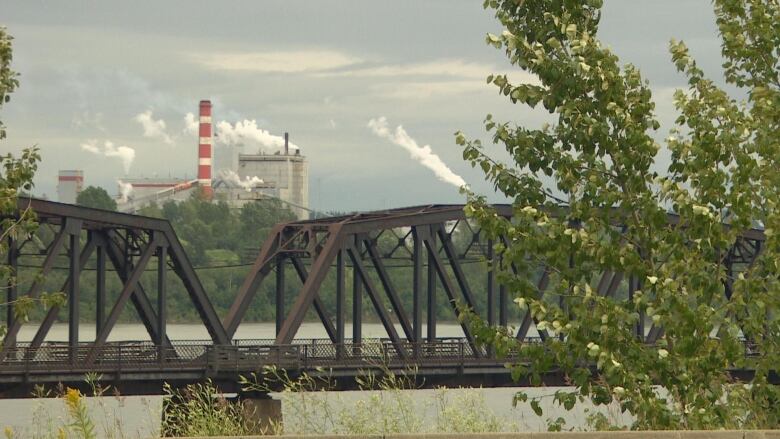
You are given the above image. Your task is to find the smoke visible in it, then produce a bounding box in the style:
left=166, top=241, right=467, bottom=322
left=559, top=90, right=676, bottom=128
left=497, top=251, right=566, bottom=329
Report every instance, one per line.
left=183, top=112, right=198, bottom=136
left=367, top=117, right=467, bottom=188
left=218, top=169, right=264, bottom=192
left=81, top=140, right=136, bottom=174
left=117, top=180, right=134, bottom=203
left=215, top=119, right=298, bottom=153
left=134, top=110, right=173, bottom=145
left=80, top=141, right=101, bottom=154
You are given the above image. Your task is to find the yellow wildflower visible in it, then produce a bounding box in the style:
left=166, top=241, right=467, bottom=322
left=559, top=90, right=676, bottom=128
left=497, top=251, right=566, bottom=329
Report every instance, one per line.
left=64, top=387, right=82, bottom=409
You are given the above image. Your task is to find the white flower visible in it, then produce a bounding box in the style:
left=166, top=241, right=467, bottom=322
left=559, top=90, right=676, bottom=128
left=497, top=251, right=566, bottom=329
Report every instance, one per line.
left=658, top=349, right=669, bottom=359
left=647, top=276, right=658, bottom=285
left=514, top=297, right=527, bottom=309
left=698, top=408, right=706, bottom=415
left=613, top=386, right=626, bottom=397
left=521, top=206, right=538, bottom=215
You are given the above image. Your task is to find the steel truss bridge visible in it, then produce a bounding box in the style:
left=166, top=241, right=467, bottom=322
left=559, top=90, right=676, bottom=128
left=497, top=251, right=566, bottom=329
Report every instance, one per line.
left=0, top=199, right=769, bottom=397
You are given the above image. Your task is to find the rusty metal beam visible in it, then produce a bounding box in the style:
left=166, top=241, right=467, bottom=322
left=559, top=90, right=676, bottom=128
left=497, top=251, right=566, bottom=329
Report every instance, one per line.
left=347, top=244, right=407, bottom=358
left=289, top=256, right=337, bottom=343
left=30, top=235, right=98, bottom=350
left=224, top=224, right=283, bottom=338
left=275, top=224, right=345, bottom=344
left=412, top=226, right=423, bottom=344
left=2, top=219, right=71, bottom=350
left=5, top=237, right=17, bottom=336
left=435, top=222, right=480, bottom=312
left=353, top=235, right=363, bottom=345
left=102, top=230, right=171, bottom=348
left=89, top=236, right=158, bottom=358
left=422, top=233, right=480, bottom=356
left=363, top=238, right=415, bottom=341
left=516, top=269, right=551, bottom=342
left=167, top=227, right=229, bottom=345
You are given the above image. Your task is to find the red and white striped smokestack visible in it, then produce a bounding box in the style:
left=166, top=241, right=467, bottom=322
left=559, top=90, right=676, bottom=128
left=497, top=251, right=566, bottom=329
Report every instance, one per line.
left=198, top=100, right=213, bottom=198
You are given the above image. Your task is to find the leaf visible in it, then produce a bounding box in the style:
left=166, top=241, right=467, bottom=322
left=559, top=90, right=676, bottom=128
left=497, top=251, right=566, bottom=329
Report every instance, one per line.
left=530, top=399, right=543, bottom=416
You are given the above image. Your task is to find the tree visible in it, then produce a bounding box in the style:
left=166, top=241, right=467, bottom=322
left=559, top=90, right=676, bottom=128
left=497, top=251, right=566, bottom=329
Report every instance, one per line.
left=1, top=27, right=64, bottom=339
left=459, top=0, right=779, bottom=430
left=76, top=185, right=117, bottom=211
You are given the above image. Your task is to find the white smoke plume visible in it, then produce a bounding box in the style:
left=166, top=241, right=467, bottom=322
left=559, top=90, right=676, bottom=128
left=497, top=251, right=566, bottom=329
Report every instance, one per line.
left=183, top=112, right=198, bottom=136
left=117, top=180, right=134, bottom=203
left=367, top=117, right=467, bottom=188
left=81, top=140, right=136, bottom=174
left=134, top=110, right=173, bottom=145
left=80, top=141, right=101, bottom=154
left=218, top=169, right=264, bottom=192
left=215, top=119, right=298, bottom=153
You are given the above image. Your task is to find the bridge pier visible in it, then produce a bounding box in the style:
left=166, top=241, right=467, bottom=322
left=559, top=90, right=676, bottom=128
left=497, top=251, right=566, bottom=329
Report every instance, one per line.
left=235, top=392, right=283, bottom=435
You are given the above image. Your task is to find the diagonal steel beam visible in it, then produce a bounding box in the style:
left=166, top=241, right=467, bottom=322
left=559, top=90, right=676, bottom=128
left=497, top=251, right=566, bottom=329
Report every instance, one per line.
left=435, top=224, right=478, bottom=312
left=601, top=272, right=624, bottom=298
left=166, top=225, right=229, bottom=345
left=29, top=235, right=98, bottom=350
left=88, top=236, right=158, bottom=361
left=275, top=224, right=345, bottom=344
left=224, top=224, right=284, bottom=338
left=595, top=271, right=614, bottom=296
left=347, top=244, right=408, bottom=359
left=422, top=234, right=480, bottom=357
left=290, top=256, right=337, bottom=343
left=363, top=238, right=415, bottom=341
left=103, top=230, right=172, bottom=348
left=2, top=220, right=71, bottom=351
left=516, top=269, right=551, bottom=342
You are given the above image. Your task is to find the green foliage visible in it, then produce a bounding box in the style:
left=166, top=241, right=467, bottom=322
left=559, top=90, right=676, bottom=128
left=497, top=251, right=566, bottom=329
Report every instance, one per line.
left=76, top=186, right=117, bottom=211
left=0, top=27, right=19, bottom=141
left=0, top=26, right=65, bottom=340
left=462, top=0, right=780, bottom=431
left=161, top=381, right=256, bottom=437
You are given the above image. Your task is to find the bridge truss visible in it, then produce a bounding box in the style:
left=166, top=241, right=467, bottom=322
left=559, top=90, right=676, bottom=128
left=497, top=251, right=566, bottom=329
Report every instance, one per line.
left=0, top=198, right=768, bottom=396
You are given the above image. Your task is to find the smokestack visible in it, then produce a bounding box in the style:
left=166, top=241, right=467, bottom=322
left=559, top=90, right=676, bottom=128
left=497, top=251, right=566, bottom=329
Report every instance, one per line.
left=198, top=100, right=213, bottom=198
left=284, top=132, right=289, bottom=155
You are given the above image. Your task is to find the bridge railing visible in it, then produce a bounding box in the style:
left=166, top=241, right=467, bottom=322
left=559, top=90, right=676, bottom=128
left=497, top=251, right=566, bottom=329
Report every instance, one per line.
left=0, top=338, right=548, bottom=376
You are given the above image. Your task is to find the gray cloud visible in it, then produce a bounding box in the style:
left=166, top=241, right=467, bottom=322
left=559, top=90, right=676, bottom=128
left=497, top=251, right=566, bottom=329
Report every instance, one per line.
left=0, top=0, right=730, bottom=211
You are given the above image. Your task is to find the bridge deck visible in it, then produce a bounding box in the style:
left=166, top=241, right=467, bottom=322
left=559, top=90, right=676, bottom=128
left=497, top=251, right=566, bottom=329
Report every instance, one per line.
left=0, top=338, right=547, bottom=396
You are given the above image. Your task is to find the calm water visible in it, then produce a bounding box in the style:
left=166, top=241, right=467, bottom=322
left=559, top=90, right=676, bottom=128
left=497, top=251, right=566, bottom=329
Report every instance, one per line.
left=2, top=323, right=623, bottom=438
left=14, top=321, right=525, bottom=341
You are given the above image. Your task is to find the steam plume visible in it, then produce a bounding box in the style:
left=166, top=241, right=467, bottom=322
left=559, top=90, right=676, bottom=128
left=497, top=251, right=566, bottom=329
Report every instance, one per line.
left=117, top=180, right=134, bottom=203
left=135, top=110, right=173, bottom=145
left=215, top=119, right=298, bottom=153
left=367, top=117, right=466, bottom=188
left=218, top=169, right=264, bottom=191
left=81, top=140, right=136, bottom=174
left=183, top=112, right=198, bottom=136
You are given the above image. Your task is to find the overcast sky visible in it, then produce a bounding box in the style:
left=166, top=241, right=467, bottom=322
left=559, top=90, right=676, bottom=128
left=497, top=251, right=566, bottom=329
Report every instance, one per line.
left=0, top=1, right=725, bottom=212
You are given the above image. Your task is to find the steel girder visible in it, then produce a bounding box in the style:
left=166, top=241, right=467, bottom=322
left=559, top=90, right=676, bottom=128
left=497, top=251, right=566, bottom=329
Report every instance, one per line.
left=228, top=203, right=767, bottom=355
left=3, top=199, right=769, bottom=358
left=2, top=198, right=229, bottom=358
